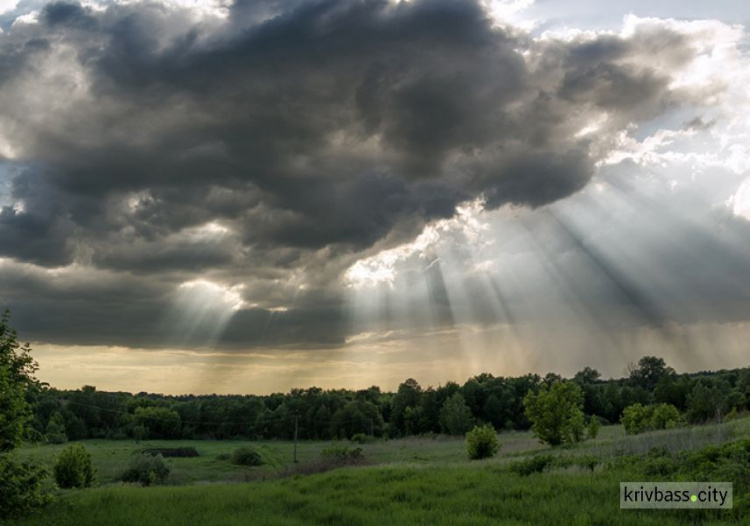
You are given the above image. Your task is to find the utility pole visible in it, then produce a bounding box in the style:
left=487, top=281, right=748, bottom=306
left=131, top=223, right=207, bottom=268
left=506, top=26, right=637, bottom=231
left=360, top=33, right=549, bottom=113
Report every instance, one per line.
left=293, top=412, right=299, bottom=463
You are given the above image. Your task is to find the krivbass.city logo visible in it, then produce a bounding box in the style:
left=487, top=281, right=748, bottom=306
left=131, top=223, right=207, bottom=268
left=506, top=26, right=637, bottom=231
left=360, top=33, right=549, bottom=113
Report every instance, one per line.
left=620, top=482, right=733, bottom=509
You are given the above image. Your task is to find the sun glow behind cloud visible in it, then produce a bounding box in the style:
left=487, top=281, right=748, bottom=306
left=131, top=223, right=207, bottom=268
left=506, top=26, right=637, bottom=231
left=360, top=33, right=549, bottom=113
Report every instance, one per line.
left=2, top=0, right=750, bottom=394
left=341, top=24, right=750, bottom=382
left=344, top=199, right=490, bottom=290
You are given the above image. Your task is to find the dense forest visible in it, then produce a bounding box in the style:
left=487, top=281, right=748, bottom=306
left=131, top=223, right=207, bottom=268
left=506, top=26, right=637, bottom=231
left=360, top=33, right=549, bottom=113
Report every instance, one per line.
left=28, top=357, right=750, bottom=443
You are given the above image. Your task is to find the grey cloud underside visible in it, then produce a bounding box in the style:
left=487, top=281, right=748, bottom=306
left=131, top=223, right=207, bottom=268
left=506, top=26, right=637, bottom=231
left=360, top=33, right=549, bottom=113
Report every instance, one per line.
left=0, top=0, right=732, bottom=349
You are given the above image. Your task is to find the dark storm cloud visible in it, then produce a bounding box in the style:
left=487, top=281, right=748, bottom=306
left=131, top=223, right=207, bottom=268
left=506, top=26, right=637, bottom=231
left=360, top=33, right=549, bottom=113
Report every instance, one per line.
left=0, top=0, right=718, bottom=348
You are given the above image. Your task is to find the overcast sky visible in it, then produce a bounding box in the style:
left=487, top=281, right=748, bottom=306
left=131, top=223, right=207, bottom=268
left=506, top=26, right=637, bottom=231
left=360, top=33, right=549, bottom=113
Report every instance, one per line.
left=1, top=0, right=749, bottom=394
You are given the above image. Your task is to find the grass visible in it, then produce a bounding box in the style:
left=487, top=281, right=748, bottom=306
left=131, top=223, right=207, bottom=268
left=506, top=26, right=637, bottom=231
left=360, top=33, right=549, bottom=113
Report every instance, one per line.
left=9, top=464, right=742, bottom=525
left=10, top=416, right=749, bottom=525
left=15, top=430, right=549, bottom=484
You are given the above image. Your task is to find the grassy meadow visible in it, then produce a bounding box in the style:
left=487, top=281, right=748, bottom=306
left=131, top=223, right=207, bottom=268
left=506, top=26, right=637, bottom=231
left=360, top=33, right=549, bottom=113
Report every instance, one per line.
left=8, top=416, right=750, bottom=525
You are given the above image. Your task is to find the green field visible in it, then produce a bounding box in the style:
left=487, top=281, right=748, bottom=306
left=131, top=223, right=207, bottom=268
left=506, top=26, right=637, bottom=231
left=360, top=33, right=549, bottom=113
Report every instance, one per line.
left=9, top=416, right=750, bottom=525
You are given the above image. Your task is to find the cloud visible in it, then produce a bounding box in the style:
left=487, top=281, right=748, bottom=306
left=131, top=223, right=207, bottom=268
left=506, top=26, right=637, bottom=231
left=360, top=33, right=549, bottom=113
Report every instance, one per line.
left=0, top=0, right=747, bottom=359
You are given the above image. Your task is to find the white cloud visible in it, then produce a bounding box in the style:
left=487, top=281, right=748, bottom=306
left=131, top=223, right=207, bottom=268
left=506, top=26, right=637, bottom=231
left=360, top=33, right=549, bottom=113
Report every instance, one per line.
left=0, top=0, right=17, bottom=16
left=344, top=199, right=489, bottom=289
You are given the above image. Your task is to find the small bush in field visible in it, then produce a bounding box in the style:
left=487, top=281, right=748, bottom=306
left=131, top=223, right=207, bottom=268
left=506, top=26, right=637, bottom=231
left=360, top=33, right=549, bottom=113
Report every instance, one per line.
left=587, top=417, right=601, bottom=439
left=53, top=444, right=95, bottom=489
left=350, top=433, right=373, bottom=444
left=509, top=454, right=554, bottom=476
left=320, top=445, right=363, bottom=462
left=121, top=454, right=170, bottom=486
left=231, top=447, right=263, bottom=466
left=466, top=425, right=499, bottom=460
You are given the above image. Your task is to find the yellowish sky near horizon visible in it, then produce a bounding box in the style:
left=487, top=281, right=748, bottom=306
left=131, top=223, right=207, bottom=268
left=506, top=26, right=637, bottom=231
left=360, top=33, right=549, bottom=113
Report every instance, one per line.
left=30, top=319, right=750, bottom=395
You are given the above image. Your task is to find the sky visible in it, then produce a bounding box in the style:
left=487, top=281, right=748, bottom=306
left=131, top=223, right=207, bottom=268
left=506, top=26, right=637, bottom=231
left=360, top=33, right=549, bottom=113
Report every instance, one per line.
left=1, top=0, right=749, bottom=395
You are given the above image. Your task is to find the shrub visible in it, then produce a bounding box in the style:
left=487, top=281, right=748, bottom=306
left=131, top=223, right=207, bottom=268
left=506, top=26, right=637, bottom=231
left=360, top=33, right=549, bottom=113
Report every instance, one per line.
left=553, top=455, right=599, bottom=472
left=231, top=447, right=263, bottom=466
left=0, top=455, right=54, bottom=518
left=466, top=424, right=499, bottom=460
left=320, top=445, right=363, bottom=462
left=140, top=447, right=199, bottom=458
left=650, top=403, right=681, bottom=430
left=53, top=444, right=95, bottom=489
left=587, top=417, right=600, bottom=439
left=45, top=412, right=68, bottom=445
left=524, top=381, right=585, bottom=446
left=216, top=453, right=230, bottom=461
left=509, top=454, right=554, bottom=476
left=621, top=403, right=649, bottom=434
left=350, top=433, right=373, bottom=444
left=574, top=455, right=600, bottom=473
left=622, top=403, right=681, bottom=434
left=121, top=454, right=170, bottom=486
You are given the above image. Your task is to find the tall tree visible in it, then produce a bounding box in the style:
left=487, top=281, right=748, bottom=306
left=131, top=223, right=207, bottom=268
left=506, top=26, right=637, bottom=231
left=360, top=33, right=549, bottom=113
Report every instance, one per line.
left=0, top=310, right=52, bottom=517
left=628, top=356, right=675, bottom=391
left=0, top=310, right=39, bottom=451
left=439, top=393, right=474, bottom=435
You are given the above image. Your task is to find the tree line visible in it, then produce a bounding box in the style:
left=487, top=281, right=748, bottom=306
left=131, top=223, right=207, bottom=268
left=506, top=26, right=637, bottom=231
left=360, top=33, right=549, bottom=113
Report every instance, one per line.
left=30, top=356, right=750, bottom=443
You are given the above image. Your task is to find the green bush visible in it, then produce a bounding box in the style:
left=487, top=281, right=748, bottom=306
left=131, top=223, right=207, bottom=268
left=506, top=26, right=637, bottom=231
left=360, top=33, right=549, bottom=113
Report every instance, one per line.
left=587, top=417, right=600, bottom=439
left=622, top=403, right=681, bottom=434
left=216, top=452, right=230, bottom=461
left=320, top=445, right=363, bottom=462
left=350, top=433, right=373, bottom=444
left=121, top=454, right=170, bottom=486
left=466, top=424, right=499, bottom=460
left=509, top=454, right=554, bottom=476
left=53, top=444, right=95, bottom=489
left=523, top=381, right=585, bottom=446
left=0, top=455, right=54, bottom=518
left=230, top=447, right=263, bottom=466
left=572, top=455, right=600, bottom=473
left=650, top=403, right=681, bottom=430
left=44, top=412, right=68, bottom=445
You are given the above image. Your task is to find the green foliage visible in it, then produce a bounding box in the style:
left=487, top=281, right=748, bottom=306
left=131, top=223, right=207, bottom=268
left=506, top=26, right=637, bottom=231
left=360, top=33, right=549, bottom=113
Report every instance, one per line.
left=569, top=410, right=585, bottom=442
left=45, top=412, right=68, bottom=445
left=121, top=454, right=170, bottom=486
left=466, top=424, right=499, bottom=460
left=509, top=454, right=554, bottom=476
left=390, top=378, right=422, bottom=436
left=650, top=403, right=681, bottom=430
left=613, top=438, right=750, bottom=517
left=553, top=455, right=601, bottom=473
left=523, top=381, right=585, bottom=446
left=11, top=353, right=750, bottom=445
left=54, top=443, right=95, bottom=489
left=575, top=455, right=600, bottom=473
left=0, top=455, right=53, bottom=518
left=350, top=432, right=373, bottom=444
left=621, top=403, right=648, bottom=434
left=0, top=310, right=39, bottom=452
left=685, top=380, right=741, bottom=424
left=621, top=403, right=681, bottom=434
left=320, top=445, right=363, bottom=462
left=0, top=311, right=52, bottom=518
left=230, top=446, right=263, bottom=466
left=330, top=400, right=382, bottom=439
left=628, top=356, right=675, bottom=391
left=440, top=393, right=474, bottom=436
left=133, top=424, right=147, bottom=443
left=133, top=407, right=182, bottom=439
left=587, top=416, right=600, bottom=439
